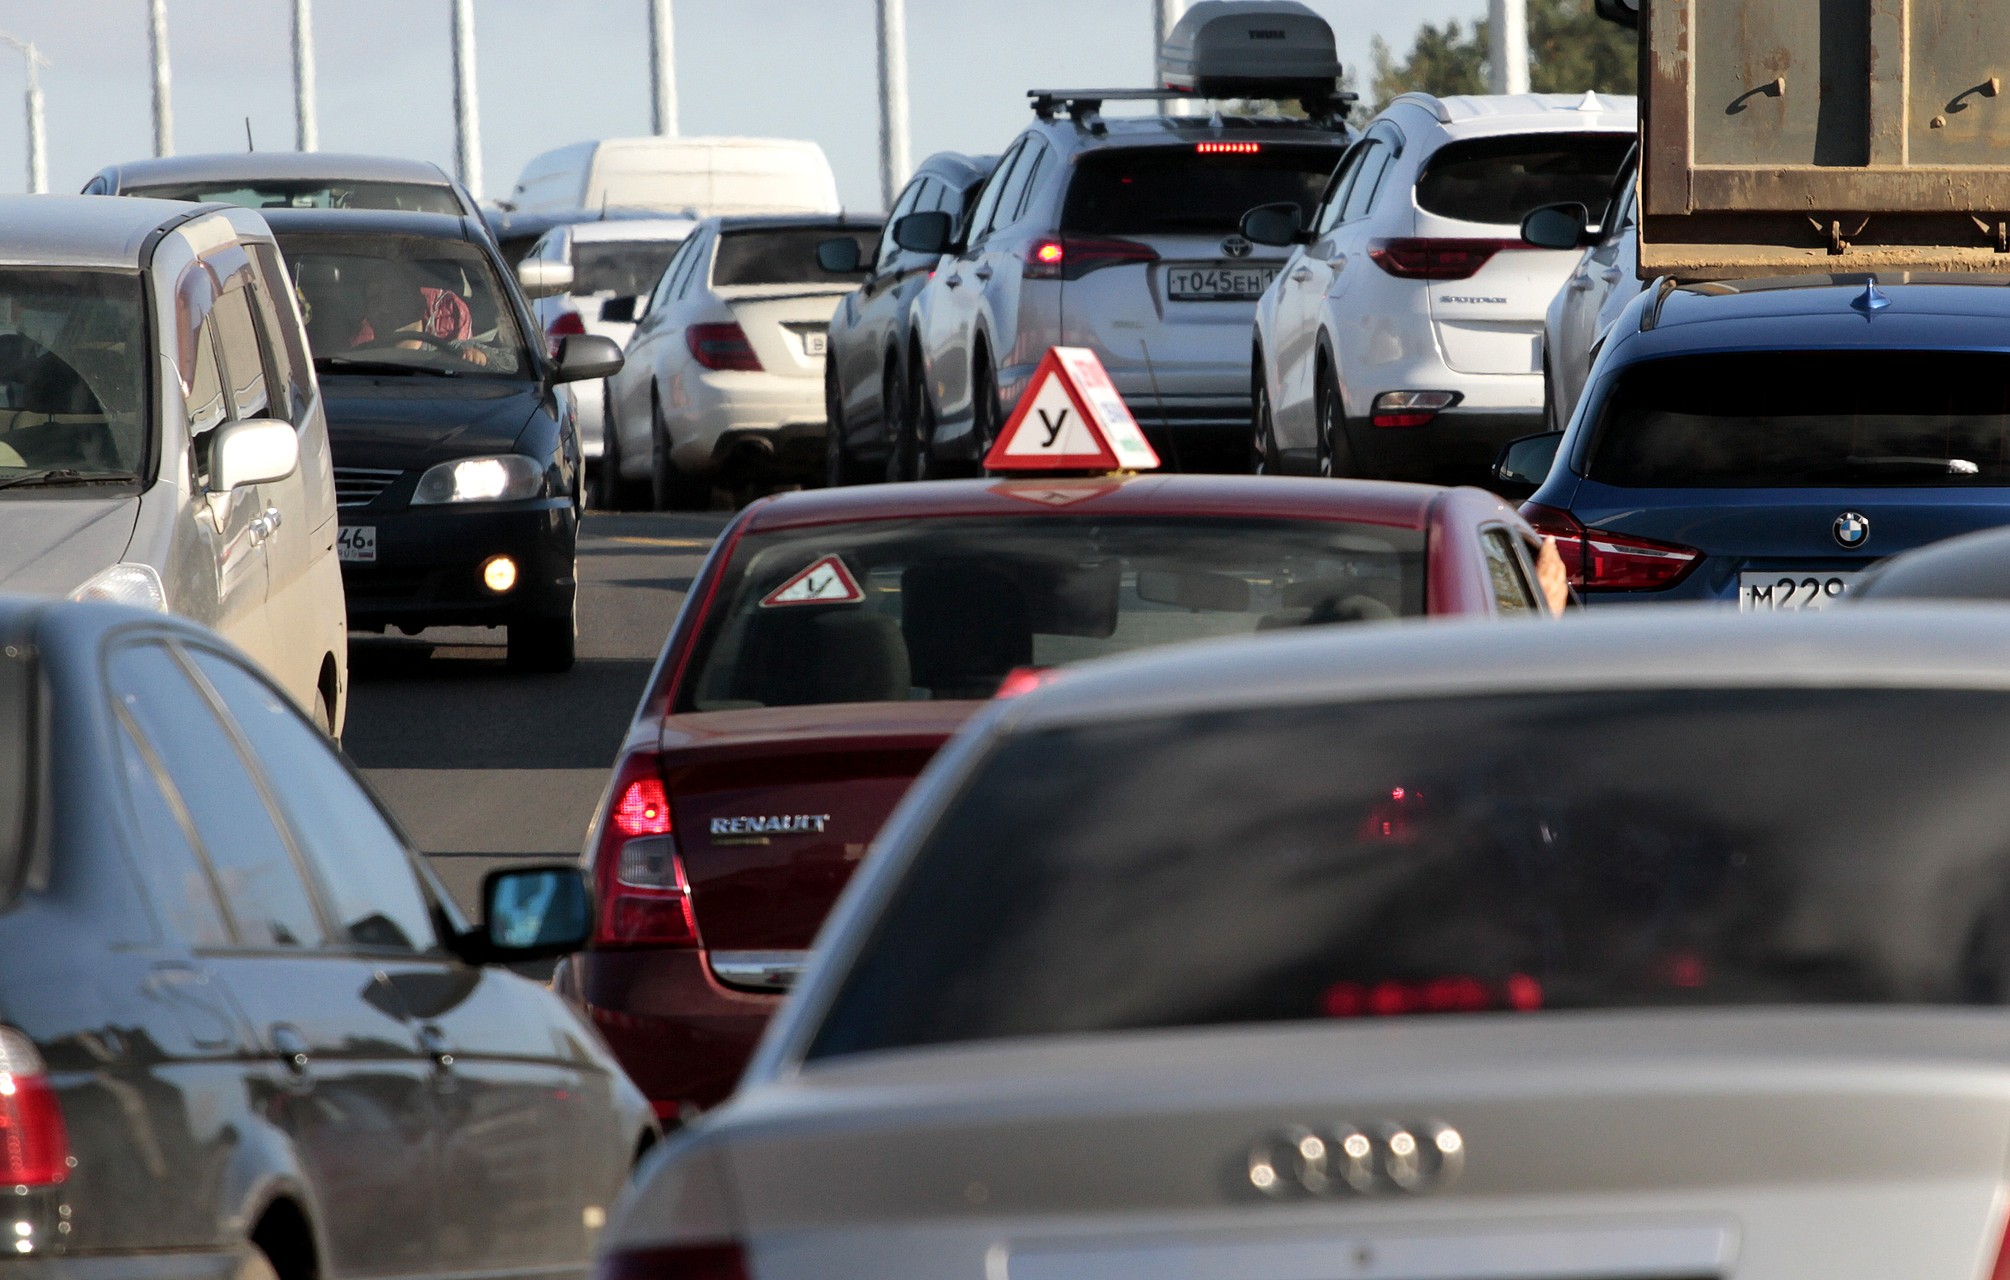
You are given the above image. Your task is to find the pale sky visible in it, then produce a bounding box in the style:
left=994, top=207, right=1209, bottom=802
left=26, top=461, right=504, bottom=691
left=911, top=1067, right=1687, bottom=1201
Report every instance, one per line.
left=0, top=0, right=1489, bottom=207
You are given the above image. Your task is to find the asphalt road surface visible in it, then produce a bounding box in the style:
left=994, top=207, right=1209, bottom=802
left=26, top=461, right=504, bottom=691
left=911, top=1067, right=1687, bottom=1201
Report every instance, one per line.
left=342, top=511, right=729, bottom=917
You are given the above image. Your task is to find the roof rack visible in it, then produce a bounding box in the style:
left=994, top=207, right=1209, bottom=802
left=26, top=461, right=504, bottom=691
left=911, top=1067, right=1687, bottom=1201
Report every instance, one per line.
left=1385, top=92, right=1453, bottom=124
left=1028, top=87, right=1354, bottom=133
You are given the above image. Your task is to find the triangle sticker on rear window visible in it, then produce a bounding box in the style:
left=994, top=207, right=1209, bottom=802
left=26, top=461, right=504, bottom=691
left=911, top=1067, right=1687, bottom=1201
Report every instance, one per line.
left=759, top=554, right=866, bottom=608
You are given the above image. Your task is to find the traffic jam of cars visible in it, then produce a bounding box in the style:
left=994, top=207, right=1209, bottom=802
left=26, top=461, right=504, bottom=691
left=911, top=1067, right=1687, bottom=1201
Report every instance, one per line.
left=13, top=0, right=2010, bottom=1277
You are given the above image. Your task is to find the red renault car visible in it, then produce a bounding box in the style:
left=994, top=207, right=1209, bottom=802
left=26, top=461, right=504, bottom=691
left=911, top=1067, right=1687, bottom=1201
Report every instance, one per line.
left=554, top=473, right=1555, bottom=1122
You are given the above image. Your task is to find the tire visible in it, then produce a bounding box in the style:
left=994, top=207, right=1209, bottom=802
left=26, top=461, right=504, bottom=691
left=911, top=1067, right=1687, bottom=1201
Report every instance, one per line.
left=823, top=364, right=869, bottom=488
left=1542, top=354, right=1565, bottom=435
left=1315, top=362, right=1357, bottom=479
left=234, top=1249, right=282, bottom=1280
left=1251, top=358, right=1282, bottom=476
left=594, top=389, right=625, bottom=510
left=911, top=365, right=946, bottom=481
left=649, top=393, right=711, bottom=511
left=310, top=688, right=334, bottom=738
left=882, top=357, right=914, bottom=483
left=508, top=592, right=577, bottom=674
left=968, top=353, right=1001, bottom=477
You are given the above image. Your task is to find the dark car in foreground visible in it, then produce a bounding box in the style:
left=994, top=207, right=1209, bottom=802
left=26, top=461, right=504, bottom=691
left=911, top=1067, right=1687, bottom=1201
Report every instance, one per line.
left=0, top=596, right=652, bottom=1279
left=1507, top=275, right=2010, bottom=608
left=555, top=472, right=1553, bottom=1124
left=263, top=208, right=622, bottom=670
left=603, top=604, right=2010, bottom=1280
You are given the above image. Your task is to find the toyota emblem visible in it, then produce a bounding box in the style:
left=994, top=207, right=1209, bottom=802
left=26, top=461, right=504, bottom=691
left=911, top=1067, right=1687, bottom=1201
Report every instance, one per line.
left=1247, top=1120, right=1464, bottom=1197
left=1221, top=234, right=1254, bottom=259
left=1832, top=511, right=1871, bottom=549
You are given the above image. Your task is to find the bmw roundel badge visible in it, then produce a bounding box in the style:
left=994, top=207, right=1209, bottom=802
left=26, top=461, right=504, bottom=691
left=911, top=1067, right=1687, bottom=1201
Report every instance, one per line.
left=1833, top=511, right=1871, bottom=549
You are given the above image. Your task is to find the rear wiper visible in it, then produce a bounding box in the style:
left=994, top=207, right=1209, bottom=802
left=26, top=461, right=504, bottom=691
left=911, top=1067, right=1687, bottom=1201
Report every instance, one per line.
left=315, top=356, right=460, bottom=378
left=1844, top=455, right=1981, bottom=475
left=0, top=468, right=134, bottom=491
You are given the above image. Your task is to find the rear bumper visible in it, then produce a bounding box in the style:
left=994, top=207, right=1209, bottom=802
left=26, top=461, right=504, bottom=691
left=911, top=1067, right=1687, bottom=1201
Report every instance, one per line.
left=562, top=948, right=783, bottom=1118
left=666, top=371, right=826, bottom=474
left=1346, top=408, right=1543, bottom=484
left=12, top=1251, right=247, bottom=1280
left=340, top=498, right=577, bottom=630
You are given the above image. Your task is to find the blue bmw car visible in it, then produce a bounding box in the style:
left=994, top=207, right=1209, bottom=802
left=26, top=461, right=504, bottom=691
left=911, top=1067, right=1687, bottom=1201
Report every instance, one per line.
left=1511, top=275, right=2010, bottom=608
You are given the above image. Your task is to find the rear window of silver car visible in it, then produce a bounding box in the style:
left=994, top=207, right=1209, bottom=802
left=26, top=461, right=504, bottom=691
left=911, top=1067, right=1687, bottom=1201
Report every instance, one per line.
left=127, top=180, right=462, bottom=215
left=1415, top=133, right=1633, bottom=227
left=806, top=687, right=2010, bottom=1059
left=573, top=240, right=687, bottom=298
left=0, top=269, right=150, bottom=486
left=1062, top=143, right=1344, bottom=237
left=678, top=516, right=1424, bottom=711
left=712, top=227, right=877, bottom=288
left=1588, top=351, right=2010, bottom=487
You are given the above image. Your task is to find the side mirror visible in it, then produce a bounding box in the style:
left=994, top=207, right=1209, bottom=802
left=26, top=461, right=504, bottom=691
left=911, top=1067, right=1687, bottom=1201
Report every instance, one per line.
left=892, top=210, right=953, bottom=256
left=1593, top=0, right=1640, bottom=28
left=474, top=865, right=593, bottom=963
left=599, top=295, right=639, bottom=324
left=210, top=417, right=299, bottom=491
left=554, top=333, right=625, bottom=384
left=816, top=237, right=864, bottom=274
left=1493, top=431, right=1565, bottom=499
left=1520, top=202, right=1595, bottom=251
left=516, top=258, right=575, bottom=299
left=1240, top=202, right=1308, bottom=247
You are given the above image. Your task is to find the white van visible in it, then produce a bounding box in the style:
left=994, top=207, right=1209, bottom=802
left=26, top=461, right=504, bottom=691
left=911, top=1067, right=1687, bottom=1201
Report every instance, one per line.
left=508, top=137, right=840, bottom=219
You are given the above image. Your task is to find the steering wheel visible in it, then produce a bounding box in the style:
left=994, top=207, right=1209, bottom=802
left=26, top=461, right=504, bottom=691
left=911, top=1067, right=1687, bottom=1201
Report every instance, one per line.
left=364, top=330, right=460, bottom=354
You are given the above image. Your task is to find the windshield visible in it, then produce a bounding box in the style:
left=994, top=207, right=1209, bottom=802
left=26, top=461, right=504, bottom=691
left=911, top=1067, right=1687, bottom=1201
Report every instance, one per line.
left=129, top=179, right=462, bottom=214
left=273, top=233, right=531, bottom=377
left=0, top=269, right=149, bottom=487
left=1415, top=134, right=1634, bottom=227
left=808, top=688, right=2010, bottom=1060
left=680, top=516, right=1424, bottom=711
left=712, top=227, right=877, bottom=288
left=1062, top=144, right=1344, bottom=237
left=1588, top=351, right=2010, bottom=487
left=575, top=239, right=686, bottom=297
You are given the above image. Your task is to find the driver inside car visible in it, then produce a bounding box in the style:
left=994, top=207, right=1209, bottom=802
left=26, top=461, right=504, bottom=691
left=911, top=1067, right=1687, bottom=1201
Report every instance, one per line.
left=348, top=266, right=498, bottom=369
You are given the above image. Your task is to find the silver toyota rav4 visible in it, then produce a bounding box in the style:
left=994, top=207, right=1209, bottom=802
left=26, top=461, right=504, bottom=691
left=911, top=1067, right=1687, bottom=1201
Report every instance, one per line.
left=896, top=4, right=1354, bottom=475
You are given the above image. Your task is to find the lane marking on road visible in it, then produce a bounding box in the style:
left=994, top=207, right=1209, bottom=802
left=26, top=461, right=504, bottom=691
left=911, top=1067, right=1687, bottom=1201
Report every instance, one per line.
left=603, top=536, right=714, bottom=549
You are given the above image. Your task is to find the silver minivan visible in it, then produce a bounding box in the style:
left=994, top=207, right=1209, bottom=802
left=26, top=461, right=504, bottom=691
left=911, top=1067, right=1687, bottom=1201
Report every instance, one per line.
left=0, top=196, right=349, bottom=732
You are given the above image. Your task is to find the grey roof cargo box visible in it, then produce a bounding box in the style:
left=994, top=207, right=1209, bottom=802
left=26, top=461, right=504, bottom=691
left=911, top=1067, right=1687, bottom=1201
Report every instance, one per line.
left=1158, top=1, right=1341, bottom=99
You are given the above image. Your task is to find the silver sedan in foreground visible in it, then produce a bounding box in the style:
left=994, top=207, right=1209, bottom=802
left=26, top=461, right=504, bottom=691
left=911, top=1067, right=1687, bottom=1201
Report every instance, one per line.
left=602, top=605, right=2010, bottom=1280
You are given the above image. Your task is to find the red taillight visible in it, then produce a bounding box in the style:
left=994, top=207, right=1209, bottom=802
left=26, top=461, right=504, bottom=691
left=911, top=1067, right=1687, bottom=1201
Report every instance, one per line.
left=1321, top=974, right=1542, bottom=1018
left=686, top=323, right=762, bottom=372
left=1022, top=235, right=1160, bottom=281
left=1988, top=1209, right=2010, bottom=1280
left=992, top=665, right=1061, bottom=699
left=592, top=756, right=699, bottom=950
left=595, top=1242, right=749, bottom=1280
left=546, top=309, right=588, bottom=358
left=1196, top=141, right=1261, bottom=154
left=1370, top=390, right=1460, bottom=429
left=1521, top=502, right=1701, bottom=592
left=0, top=1029, right=69, bottom=1187
left=1368, top=237, right=1526, bottom=280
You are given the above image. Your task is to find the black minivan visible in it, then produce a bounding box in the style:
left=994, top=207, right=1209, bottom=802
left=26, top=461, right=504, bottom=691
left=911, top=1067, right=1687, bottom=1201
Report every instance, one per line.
left=0, top=596, right=653, bottom=1278
left=262, top=209, right=622, bottom=672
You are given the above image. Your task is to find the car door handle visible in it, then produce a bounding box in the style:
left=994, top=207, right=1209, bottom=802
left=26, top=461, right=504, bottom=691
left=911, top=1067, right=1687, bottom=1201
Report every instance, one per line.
left=944, top=274, right=962, bottom=288
left=1598, top=266, right=1624, bottom=283
left=249, top=506, right=283, bottom=543
left=1290, top=267, right=1313, bottom=283
left=973, top=266, right=994, bottom=283
left=269, top=1023, right=310, bottom=1077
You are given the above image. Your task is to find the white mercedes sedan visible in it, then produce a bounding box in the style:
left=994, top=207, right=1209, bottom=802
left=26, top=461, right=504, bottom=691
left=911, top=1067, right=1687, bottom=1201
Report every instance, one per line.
left=599, top=605, right=2010, bottom=1280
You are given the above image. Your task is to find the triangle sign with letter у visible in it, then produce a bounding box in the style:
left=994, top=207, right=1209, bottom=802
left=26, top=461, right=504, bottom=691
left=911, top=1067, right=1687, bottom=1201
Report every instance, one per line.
left=760, top=554, right=865, bottom=608
left=984, top=346, right=1161, bottom=473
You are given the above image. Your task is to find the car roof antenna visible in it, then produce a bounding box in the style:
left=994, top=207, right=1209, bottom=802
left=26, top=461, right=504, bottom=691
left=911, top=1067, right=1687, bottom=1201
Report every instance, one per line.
left=244, top=117, right=255, bottom=151
left=1853, top=277, right=1891, bottom=313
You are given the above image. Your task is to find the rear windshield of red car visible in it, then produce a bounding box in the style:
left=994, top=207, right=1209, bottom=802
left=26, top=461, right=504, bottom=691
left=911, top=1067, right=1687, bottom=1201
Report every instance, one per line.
left=676, top=516, right=1423, bottom=712
left=1587, top=350, right=2010, bottom=487
left=1414, top=133, right=1633, bottom=227
left=1062, top=144, right=1345, bottom=238
left=806, top=687, right=2010, bottom=1060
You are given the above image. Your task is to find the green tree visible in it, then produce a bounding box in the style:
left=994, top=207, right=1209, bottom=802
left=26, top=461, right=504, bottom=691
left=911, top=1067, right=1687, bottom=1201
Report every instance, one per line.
left=1369, top=0, right=1635, bottom=113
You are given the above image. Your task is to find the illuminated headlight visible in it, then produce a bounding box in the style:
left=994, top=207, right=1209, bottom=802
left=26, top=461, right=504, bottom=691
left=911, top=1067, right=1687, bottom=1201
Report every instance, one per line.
left=412, top=454, right=544, bottom=505
left=71, top=562, right=168, bottom=612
